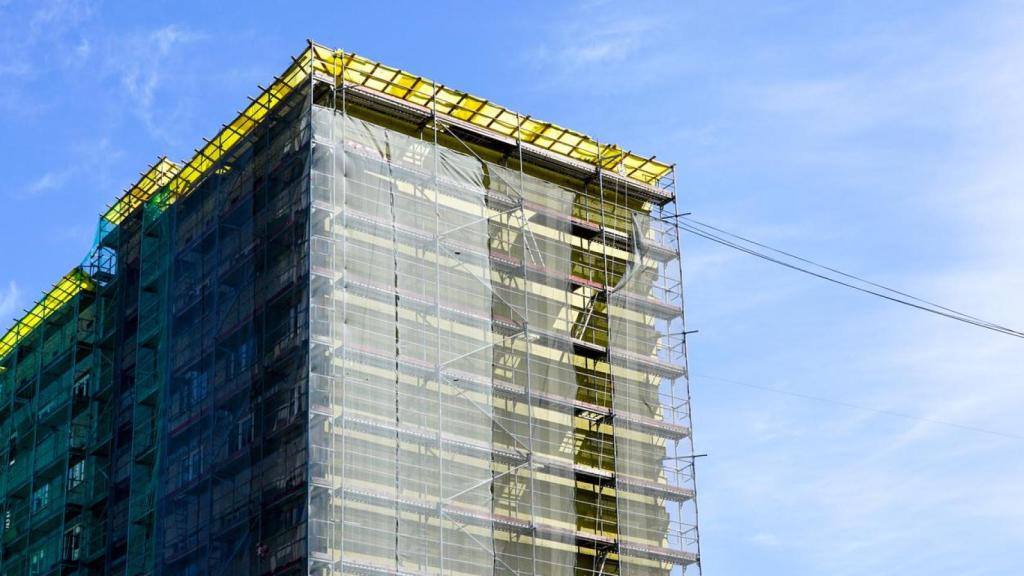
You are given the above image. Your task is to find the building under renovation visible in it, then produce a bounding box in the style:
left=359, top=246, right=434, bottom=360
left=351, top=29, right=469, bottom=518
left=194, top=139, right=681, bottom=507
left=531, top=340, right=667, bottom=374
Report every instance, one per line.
left=0, top=42, right=700, bottom=576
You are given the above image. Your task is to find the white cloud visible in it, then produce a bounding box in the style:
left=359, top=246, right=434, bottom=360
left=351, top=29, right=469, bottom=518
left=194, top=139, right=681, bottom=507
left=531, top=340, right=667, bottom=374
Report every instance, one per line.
left=565, top=19, right=654, bottom=66
left=20, top=170, right=69, bottom=197
left=530, top=16, right=659, bottom=69
left=104, top=24, right=206, bottom=144
left=863, top=12, right=1024, bottom=443
left=28, top=0, right=93, bottom=34
left=690, top=5, right=1024, bottom=574
left=0, top=59, right=30, bottom=78
left=0, top=281, right=19, bottom=320
left=750, top=531, right=782, bottom=547
left=522, top=9, right=676, bottom=94
left=0, top=0, right=94, bottom=114
left=13, top=136, right=122, bottom=199
left=3, top=0, right=95, bottom=62
left=151, top=25, right=203, bottom=54
left=73, top=37, right=91, bottom=60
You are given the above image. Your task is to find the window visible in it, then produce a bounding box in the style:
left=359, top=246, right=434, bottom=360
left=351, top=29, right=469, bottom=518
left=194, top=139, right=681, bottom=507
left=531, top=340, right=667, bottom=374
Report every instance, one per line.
left=62, top=525, right=82, bottom=561
left=231, top=339, right=254, bottom=377
left=73, top=373, right=90, bottom=399
left=31, top=483, right=49, bottom=513
left=188, top=370, right=208, bottom=405
left=67, top=460, right=85, bottom=491
left=172, top=370, right=208, bottom=419
left=274, top=385, right=302, bottom=430
left=178, top=443, right=204, bottom=486
left=232, top=413, right=254, bottom=453
left=29, top=546, right=46, bottom=575
left=289, top=384, right=301, bottom=418
left=189, top=447, right=203, bottom=480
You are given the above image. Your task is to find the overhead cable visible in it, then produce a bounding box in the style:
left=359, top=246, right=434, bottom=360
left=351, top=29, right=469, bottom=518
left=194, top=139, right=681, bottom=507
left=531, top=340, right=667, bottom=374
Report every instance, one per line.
left=670, top=215, right=1024, bottom=340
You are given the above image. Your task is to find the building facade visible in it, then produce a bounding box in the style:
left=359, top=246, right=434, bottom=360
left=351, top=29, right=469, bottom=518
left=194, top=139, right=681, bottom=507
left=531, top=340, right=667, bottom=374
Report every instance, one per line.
left=0, top=43, right=700, bottom=576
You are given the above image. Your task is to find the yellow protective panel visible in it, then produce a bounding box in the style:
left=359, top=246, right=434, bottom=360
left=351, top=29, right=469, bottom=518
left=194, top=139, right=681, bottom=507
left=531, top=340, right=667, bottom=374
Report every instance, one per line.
left=307, top=43, right=672, bottom=185
left=0, top=268, right=94, bottom=362
left=101, top=41, right=669, bottom=230
left=164, top=54, right=310, bottom=202
left=102, top=45, right=305, bottom=224
left=102, top=158, right=180, bottom=225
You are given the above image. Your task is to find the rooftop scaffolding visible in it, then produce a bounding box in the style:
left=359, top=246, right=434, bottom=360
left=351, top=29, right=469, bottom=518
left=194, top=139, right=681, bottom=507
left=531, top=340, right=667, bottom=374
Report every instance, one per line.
left=0, top=269, right=94, bottom=363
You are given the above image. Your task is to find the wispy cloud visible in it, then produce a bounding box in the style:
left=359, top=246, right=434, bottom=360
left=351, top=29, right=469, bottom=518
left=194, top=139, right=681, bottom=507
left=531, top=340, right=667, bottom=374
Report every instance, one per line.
left=0, top=281, right=20, bottom=320
left=13, top=136, right=123, bottom=200
left=523, top=7, right=675, bottom=92
left=689, top=4, right=1024, bottom=574
left=27, top=0, right=93, bottom=34
left=0, top=0, right=94, bottom=74
left=532, top=16, right=660, bottom=68
left=750, top=531, right=783, bottom=548
left=73, top=37, right=91, bottom=60
left=103, top=24, right=206, bottom=144
left=0, top=0, right=95, bottom=114
left=19, top=171, right=70, bottom=198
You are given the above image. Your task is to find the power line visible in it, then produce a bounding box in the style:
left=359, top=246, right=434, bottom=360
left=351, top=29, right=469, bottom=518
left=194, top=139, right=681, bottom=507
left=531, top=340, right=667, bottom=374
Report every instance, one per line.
left=693, top=373, right=1023, bottom=441
left=682, top=217, right=999, bottom=327
left=670, top=215, right=1024, bottom=340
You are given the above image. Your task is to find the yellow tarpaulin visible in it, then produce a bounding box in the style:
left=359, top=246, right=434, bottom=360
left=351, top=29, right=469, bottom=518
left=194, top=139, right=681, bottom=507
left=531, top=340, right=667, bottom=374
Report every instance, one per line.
left=104, top=41, right=672, bottom=226
left=0, top=269, right=94, bottom=362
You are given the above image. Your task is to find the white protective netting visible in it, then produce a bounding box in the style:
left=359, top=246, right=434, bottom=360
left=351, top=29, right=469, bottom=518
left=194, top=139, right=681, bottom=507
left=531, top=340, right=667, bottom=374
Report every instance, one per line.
left=609, top=212, right=696, bottom=575
left=488, top=164, right=578, bottom=575
left=309, top=106, right=496, bottom=575
left=309, top=103, right=694, bottom=576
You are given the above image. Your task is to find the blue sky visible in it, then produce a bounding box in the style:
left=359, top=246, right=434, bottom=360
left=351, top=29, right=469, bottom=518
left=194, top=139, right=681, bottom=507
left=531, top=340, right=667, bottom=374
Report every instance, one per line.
left=2, top=1, right=1023, bottom=574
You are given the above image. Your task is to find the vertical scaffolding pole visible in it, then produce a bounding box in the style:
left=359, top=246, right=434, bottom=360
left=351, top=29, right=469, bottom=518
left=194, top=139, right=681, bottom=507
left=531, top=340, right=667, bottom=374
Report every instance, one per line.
left=595, top=140, right=619, bottom=574
left=339, top=49, right=352, bottom=574
left=514, top=110, right=539, bottom=576
left=431, top=78, right=446, bottom=576
left=304, top=39, right=315, bottom=576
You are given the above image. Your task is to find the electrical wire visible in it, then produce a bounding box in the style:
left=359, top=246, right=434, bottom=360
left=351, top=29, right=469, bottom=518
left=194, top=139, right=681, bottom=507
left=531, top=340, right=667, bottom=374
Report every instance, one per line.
left=682, top=216, right=1000, bottom=328
left=669, top=215, right=1024, bottom=340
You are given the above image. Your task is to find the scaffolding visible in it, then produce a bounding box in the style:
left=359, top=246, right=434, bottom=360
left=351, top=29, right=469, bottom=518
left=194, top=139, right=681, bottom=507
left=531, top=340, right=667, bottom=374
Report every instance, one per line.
left=0, top=41, right=700, bottom=576
left=304, top=45, right=700, bottom=575
left=0, top=269, right=97, bottom=576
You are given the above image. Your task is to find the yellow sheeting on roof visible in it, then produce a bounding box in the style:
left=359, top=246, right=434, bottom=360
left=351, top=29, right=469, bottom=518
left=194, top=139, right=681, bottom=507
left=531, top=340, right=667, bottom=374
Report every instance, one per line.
left=164, top=54, right=311, bottom=202
left=103, top=158, right=180, bottom=225
left=306, top=43, right=672, bottom=185
left=101, top=42, right=670, bottom=223
left=0, top=269, right=94, bottom=362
